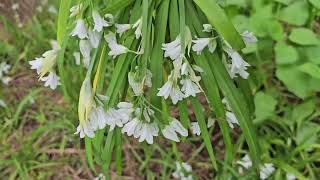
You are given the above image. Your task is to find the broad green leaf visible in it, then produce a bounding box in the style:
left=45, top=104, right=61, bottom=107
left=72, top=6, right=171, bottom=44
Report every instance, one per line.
left=276, top=66, right=320, bottom=98
left=296, top=122, right=320, bottom=147
left=275, top=42, right=299, bottom=64
left=254, top=92, right=277, bottom=123
left=249, top=5, right=273, bottom=37
left=267, top=20, right=284, bottom=41
left=193, top=0, right=245, bottom=50
left=309, top=0, right=320, bottom=9
left=291, top=100, right=315, bottom=125
left=304, top=46, right=320, bottom=64
left=298, top=63, right=320, bottom=79
left=279, top=1, right=309, bottom=26
left=289, top=28, right=319, bottom=45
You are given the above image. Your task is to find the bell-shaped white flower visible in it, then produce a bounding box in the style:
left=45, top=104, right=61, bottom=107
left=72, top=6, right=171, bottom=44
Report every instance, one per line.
left=181, top=78, right=201, bottom=98
left=162, top=36, right=182, bottom=61
left=89, top=106, right=107, bottom=130
left=88, top=30, right=101, bottom=48
left=29, top=58, right=43, bottom=74
left=224, top=46, right=250, bottom=79
left=191, top=122, right=201, bottom=136
left=70, top=3, right=83, bottom=17
left=237, top=154, right=252, bottom=170
left=105, top=108, right=124, bottom=131
left=286, top=173, right=296, bottom=180
left=115, top=24, right=131, bottom=36
left=259, top=163, right=275, bottom=180
left=241, top=31, right=258, bottom=45
left=162, top=119, right=188, bottom=142
left=132, top=18, right=142, bottom=39
left=203, top=24, right=213, bottom=32
left=192, top=38, right=217, bottom=54
left=79, top=40, right=92, bottom=68
left=92, top=10, right=110, bottom=32
left=74, top=122, right=95, bottom=138
left=172, top=162, right=193, bottom=180
left=226, top=111, right=239, bottom=129
left=104, top=32, right=129, bottom=59
left=157, top=72, right=184, bottom=104
left=135, top=122, right=159, bottom=144
left=117, top=102, right=134, bottom=124
left=41, top=71, right=60, bottom=90
left=122, top=117, right=140, bottom=136
left=71, top=19, right=88, bottom=39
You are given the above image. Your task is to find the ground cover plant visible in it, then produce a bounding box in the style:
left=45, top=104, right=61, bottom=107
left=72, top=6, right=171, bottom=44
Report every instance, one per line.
left=0, top=0, right=319, bottom=179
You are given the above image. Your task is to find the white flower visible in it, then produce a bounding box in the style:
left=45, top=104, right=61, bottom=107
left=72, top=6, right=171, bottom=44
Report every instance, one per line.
left=260, top=163, right=275, bottom=180
left=162, top=36, right=182, bottom=61
left=192, top=38, right=217, bottom=54
left=132, top=18, right=142, bottom=39
left=79, top=40, right=92, bottom=67
left=88, top=30, right=101, bottom=48
left=92, top=10, right=110, bottom=32
left=226, top=111, right=239, bottom=129
left=71, top=19, right=88, bottom=39
left=105, top=108, right=125, bottom=131
left=181, top=78, right=201, bottom=98
left=70, top=3, right=83, bottom=17
left=0, top=99, right=6, bottom=108
left=136, top=122, right=159, bottom=144
left=74, top=122, right=95, bottom=138
left=79, top=39, right=91, bottom=58
left=115, top=24, right=131, bottom=36
left=41, top=71, right=60, bottom=90
left=104, top=32, right=128, bottom=59
left=122, top=117, right=140, bottom=136
left=224, top=47, right=250, bottom=79
left=89, top=106, right=107, bottom=130
left=73, top=52, right=81, bottom=65
left=48, top=5, right=58, bottom=14
left=191, top=122, right=201, bottom=136
left=0, top=62, right=12, bottom=85
left=172, top=162, right=193, bottom=180
left=93, top=173, right=106, bottom=180
left=203, top=24, right=213, bottom=32
left=117, top=102, right=134, bottom=124
left=162, top=119, right=188, bottom=142
left=286, top=173, right=296, bottom=180
left=237, top=154, right=252, bottom=170
left=157, top=72, right=184, bottom=104
left=241, top=31, right=258, bottom=45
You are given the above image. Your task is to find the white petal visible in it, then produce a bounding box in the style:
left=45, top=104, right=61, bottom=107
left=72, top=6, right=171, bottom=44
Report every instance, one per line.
left=41, top=71, right=60, bottom=89
left=162, top=125, right=180, bottom=142
left=93, top=10, right=110, bottom=32
left=191, top=122, right=201, bottom=136
left=71, top=19, right=88, bottom=39
left=88, top=30, right=102, bottom=48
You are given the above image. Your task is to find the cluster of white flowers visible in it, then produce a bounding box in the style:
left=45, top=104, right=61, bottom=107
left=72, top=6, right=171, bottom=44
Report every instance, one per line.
left=172, top=161, right=193, bottom=180
left=0, top=62, right=12, bottom=85
left=70, top=9, right=112, bottom=67
left=29, top=41, right=60, bottom=89
left=237, top=154, right=295, bottom=180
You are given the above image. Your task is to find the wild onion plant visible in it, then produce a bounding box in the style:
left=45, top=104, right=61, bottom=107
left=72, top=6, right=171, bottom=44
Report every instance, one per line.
left=29, top=0, right=265, bottom=178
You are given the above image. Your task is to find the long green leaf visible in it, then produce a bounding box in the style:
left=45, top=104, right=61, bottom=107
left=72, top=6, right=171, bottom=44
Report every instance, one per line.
left=57, top=0, right=71, bottom=45
left=191, top=97, right=218, bottom=170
